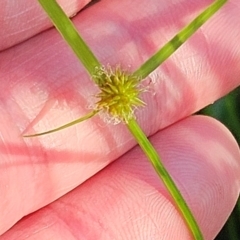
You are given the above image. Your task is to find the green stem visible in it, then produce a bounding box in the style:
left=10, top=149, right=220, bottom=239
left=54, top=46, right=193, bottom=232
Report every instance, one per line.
left=134, top=0, right=227, bottom=78
left=38, top=0, right=102, bottom=79
left=23, top=110, right=99, bottom=137
left=127, top=118, right=203, bottom=240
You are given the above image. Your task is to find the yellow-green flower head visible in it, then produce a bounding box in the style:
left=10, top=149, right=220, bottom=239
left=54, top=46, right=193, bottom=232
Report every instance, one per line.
left=93, top=66, right=146, bottom=124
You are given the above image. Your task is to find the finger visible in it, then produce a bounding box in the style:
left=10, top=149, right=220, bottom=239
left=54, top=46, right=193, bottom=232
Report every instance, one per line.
left=1, top=116, right=239, bottom=239
left=0, top=0, right=91, bottom=51
left=0, top=0, right=240, bottom=235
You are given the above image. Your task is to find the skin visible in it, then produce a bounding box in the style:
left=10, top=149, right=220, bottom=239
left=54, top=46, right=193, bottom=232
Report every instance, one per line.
left=0, top=0, right=240, bottom=239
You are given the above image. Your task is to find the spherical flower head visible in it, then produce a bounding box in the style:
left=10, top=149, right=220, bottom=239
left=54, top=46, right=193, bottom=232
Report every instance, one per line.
left=93, top=66, right=146, bottom=124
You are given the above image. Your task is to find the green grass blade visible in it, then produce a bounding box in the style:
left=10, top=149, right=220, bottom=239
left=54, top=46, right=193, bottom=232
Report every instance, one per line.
left=23, top=110, right=99, bottom=137
left=134, top=0, right=227, bottom=79
left=127, top=118, right=203, bottom=240
left=38, top=0, right=101, bottom=79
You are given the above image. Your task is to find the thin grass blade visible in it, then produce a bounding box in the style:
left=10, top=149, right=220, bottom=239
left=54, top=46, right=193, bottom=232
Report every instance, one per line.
left=23, top=110, right=99, bottom=137
left=38, top=0, right=101, bottom=79
left=134, top=0, right=227, bottom=79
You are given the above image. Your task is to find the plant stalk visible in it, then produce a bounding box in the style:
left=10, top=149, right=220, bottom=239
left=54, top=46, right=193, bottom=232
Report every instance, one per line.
left=38, top=0, right=102, bottom=80
left=127, top=118, right=203, bottom=240
left=134, top=0, right=227, bottom=78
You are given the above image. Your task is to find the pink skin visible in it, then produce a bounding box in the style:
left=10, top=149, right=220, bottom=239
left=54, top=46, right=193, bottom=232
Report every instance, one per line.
left=0, top=0, right=239, bottom=239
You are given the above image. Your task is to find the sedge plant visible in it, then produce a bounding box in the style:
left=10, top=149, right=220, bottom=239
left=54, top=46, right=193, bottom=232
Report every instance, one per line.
left=23, top=0, right=228, bottom=239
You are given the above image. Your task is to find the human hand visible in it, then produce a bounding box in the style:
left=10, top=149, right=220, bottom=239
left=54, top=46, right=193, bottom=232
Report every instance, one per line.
left=0, top=0, right=239, bottom=239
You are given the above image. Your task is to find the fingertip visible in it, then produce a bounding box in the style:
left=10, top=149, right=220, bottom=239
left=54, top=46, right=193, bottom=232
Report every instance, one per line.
left=150, top=115, right=240, bottom=239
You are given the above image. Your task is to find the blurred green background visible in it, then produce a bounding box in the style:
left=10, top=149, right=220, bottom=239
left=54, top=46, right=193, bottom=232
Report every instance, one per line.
left=198, top=86, right=240, bottom=240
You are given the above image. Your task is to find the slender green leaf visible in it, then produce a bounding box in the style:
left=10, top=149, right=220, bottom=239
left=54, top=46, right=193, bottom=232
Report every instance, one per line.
left=134, top=0, right=227, bottom=78
left=38, top=0, right=101, bottom=79
left=127, top=118, right=203, bottom=240
left=23, top=110, right=99, bottom=137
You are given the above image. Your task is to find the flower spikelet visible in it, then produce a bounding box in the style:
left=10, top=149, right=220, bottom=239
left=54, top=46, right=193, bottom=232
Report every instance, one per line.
left=93, top=66, right=146, bottom=124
